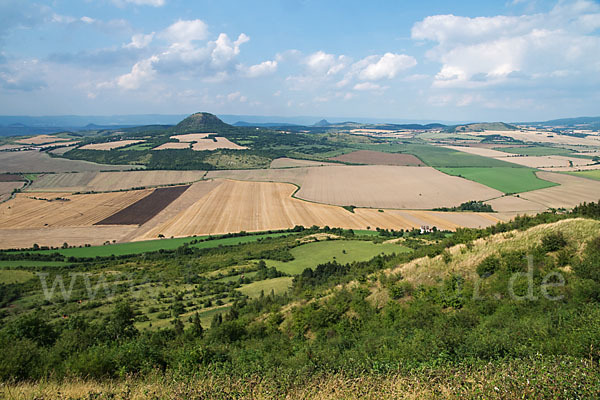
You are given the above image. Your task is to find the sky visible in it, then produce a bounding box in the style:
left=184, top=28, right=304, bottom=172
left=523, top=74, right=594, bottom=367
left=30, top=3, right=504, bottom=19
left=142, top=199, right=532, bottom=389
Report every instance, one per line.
left=0, top=0, right=599, bottom=122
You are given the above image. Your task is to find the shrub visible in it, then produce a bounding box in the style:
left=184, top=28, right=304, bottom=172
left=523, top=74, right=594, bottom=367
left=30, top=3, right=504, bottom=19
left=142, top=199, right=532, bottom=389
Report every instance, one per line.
left=476, top=255, right=500, bottom=278
left=541, top=231, right=567, bottom=252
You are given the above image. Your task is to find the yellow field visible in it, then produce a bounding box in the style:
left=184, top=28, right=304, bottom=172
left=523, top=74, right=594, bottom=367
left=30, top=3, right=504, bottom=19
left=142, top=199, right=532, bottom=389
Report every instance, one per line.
left=28, top=170, right=206, bottom=192
left=80, top=140, right=144, bottom=150
left=0, top=190, right=151, bottom=229
left=0, top=225, right=137, bottom=249
left=191, top=137, right=247, bottom=151
left=136, top=179, right=501, bottom=240
left=442, top=145, right=513, bottom=158
left=485, top=195, right=549, bottom=213
left=519, top=171, right=600, bottom=208
left=270, top=158, right=338, bottom=168
left=295, top=165, right=502, bottom=209
left=501, top=155, right=593, bottom=169
left=16, top=135, right=71, bottom=145
left=170, top=133, right=212, bottom=142
left=152, top=142, right=190, bottom=150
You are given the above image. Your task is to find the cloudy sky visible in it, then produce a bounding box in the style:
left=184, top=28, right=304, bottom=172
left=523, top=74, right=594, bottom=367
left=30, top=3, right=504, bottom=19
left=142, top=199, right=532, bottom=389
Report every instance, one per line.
left=0, top=0, right=599, bottom=122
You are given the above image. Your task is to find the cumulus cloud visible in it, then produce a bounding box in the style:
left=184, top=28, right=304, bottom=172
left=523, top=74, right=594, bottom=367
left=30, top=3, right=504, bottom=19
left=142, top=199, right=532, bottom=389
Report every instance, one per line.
left=0, top=59, right=47, bottom=91
left=113, top=0, right=165, bottom=7
left=305, top=51, right=348, bottom=75
left=117, top=55, right=158, bottom=89
left=210, top=33, right=249, bottom=67
left=353, top=82, right=384, bottom=91
left=241, top=60, right=278, bottom=77
left=125, top=33, right=154, bottom=49
left=161, top=19, right=208, bottom=44
left=411, top=0, right=600, bottom=88
left=358, top=53, right=417, bottom=80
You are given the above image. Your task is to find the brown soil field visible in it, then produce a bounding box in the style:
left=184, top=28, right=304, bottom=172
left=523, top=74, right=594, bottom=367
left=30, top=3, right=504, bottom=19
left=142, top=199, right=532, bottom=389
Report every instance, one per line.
left=0, top=173, right=24, bottom=182
left=485, top=195, right=549, bottom=213
left=152, top=142, right=191, bottom=150
left=520, top=171, right=600, bottom=209
left=0, top=182, right=23, bottom=202
left=79, top=140, right=144, bottom=150
left=171, top=133, right=213, bottom=142
left=137, top=180, right=502, bottom=240
left=96, top=185, right=190, bottom=225
left=16, top=135, right=71, bottom=145
left=295, top=165, right=502, bottom=209
left=0, top=190, right=152, bottom=229
left=28, top=170, right=205, bottom=192
left=270, top=158, right=338, bottom=168
left=329, top=150, right=424, bottom=166
left=0, top=226, right=137, bottom=249
left=191, top=137, right=247, bottom=151
left=124, top=180, right=223, bottom=241
left=0, top=151, right=137, bottom=173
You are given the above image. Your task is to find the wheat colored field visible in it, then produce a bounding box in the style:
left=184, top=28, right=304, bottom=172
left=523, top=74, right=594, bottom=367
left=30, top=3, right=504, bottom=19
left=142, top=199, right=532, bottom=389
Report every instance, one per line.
left=0, top=151, right=136, bottom=173
left=191, top=137, right=247, bottom=151
left=485, top=195, right=549, bottom=213
left=171, top=133, right=213, bottom=142
left=0, top=226, right=137, bottom=249
left=152, top=142, right=191, bottom=150
left=79, top=140, right=145, bottom=150
left=294, top=165, right=502, bottom=209
left=28, top=170, right=206, bottom=192
left=136, top=179, right=501, bottom=240
left=0, top=190, right=151, bottom=229
left=500, top=155, right=593, bottom=169
left=519, top=171, right=600, bottom=208
left=270, top=158, right=338, bottom=168
left=16, top=135, right=72, bottom=145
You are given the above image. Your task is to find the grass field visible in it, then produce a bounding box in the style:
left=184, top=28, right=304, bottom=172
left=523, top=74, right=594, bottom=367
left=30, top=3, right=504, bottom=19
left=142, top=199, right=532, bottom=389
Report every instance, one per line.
left=438, top=167, right=559, bottom=194
left=237, top=277, right=294, bottom=298
left=499, top=146, right=581, bottom=157
left=265, top=240, right=410, bottom=275
left=403, top=144, right=522, bottom=168
left=5, top=232, right=294, bottom=258
left=566, top=170, right=600, bottom=180
left=0, top=269, right=34, bottom=283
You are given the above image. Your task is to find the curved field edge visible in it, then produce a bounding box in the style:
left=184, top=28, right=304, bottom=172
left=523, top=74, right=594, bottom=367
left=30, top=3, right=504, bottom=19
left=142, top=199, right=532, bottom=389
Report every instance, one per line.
left=437, top=167, right=559, bottom=194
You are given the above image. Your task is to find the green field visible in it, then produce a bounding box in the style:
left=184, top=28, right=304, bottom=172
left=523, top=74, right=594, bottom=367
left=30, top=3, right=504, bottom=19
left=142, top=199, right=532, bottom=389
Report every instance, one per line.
left=438, top=167, right=559, bottom=194
left=0, top=269, right=34, bottom=284
left=237, top=277, right=294, bottom=298
left=265, top=240, right=410, bottom=275
left=498, top=146, right=581, bottom=157
left=6, top=232, right=294, bottom=258
left=566, top=170, right=600, bottom=181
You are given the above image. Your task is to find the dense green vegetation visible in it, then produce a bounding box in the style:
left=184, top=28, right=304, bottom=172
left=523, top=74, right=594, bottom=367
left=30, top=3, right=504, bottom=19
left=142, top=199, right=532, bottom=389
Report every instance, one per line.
left=438, top=167, right=558, bottom=194
left=566, top=169, right=600, bottom=181
left=433, top=200, right=494, bottom=212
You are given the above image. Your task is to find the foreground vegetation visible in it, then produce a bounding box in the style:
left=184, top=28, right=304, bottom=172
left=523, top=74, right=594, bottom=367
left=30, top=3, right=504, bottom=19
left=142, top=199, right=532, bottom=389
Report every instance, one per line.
left=1, top=202, right=600, bottom=397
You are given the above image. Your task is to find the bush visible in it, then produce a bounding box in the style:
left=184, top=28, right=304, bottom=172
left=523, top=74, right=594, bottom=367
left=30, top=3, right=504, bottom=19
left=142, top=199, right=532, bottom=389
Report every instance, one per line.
left=476, top=255, right=500, bottom=278
left=541, top=231, right=567, bottom=252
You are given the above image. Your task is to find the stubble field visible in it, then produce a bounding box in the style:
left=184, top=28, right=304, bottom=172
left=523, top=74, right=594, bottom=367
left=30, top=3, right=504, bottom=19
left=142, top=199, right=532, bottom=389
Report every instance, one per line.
left=329, top=150, right=425, bottom=166
left=0, top=151, right=136, bottom=173
left=79, top=140, right=145, bottom=150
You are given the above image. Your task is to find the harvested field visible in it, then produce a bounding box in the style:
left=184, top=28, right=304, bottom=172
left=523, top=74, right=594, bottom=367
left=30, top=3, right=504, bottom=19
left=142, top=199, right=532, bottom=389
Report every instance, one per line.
left=443, top=145, right=512, bottom=158
left=520, top=171, right=600, bottom=209
left=485, top=195, right=549, bottom=213
left=0, top=173, right=24, bottom=182
left=0, top=151, right=136, bottom=173
left=137, top=180, right=501, bottom=240
left=192, top=137, right=247, bottom=151
left=0, top=226, right=137, bottom=250
left=122, top=180, right=222, bottom=241
left=270, top=158, right=338, bottom=168
left=329, top=150, right=424, bottom=166
left=471, top=130, right=600, bottom=147
left=0, top=190, right=152, bottom=229
left=171, top=133, right=212, bottom=142
left=0, top=182, right=23, bottom=202
left=0, top=144, right=26, bottom=151
left=16, top=135, right=71, bottom=145
left=28, top=170, right=205, bottom=192
left=49, top=145, right=78, bottom=155
left=96, top=185, right=190, bottom=225
left=501, top=155, right=593, bottom=169
left=79, top=140, right=144, bottom=150
left=207, top=168, right=308, bottom=187
left=295, top=165, right=502, bottom=209
left=152, top=142, right=191, bottom=150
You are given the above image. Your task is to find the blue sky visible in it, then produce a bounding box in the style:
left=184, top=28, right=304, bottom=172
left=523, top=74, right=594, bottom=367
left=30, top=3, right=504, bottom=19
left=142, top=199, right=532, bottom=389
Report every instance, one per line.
left=0, top=0, right=599, bottom=122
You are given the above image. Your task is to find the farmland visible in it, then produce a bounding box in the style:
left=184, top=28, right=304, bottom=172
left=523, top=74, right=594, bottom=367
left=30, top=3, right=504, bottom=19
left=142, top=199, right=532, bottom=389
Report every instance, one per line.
left=566, top=169, right=600, bottom=180
left=265, top=239, right=410, bottom=275
left=0, top=151, right=137, bottom=173
left=96, top=185, right=190, bottom=225
left=499, top=146, right=580, bottom=157
left=192, top=137, right=247, bottom=151
left=0, top=181, right=23, bottom=202
left=329, top=150, right=424, bottom=166
left=294, top=165, right=502, bottom=209
left=152, top=142, right=190, bottom=150
left=28, top=170, right=205, bottom=192
left=15, top=135, right=72, bottom=145
left=270, top=157, right=338, bottom=168
left=79, top=140, right=145, bottom=150
left=438, top=167, right=558, bottom=194
left=519, top=171, right=600, bottom=208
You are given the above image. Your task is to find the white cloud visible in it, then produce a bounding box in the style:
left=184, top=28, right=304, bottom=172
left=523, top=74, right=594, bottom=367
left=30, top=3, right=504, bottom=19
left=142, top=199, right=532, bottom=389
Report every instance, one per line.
left=227, top=91, right=247, bottom=102
left=113, top=0, right=165, bottom=7
left=411, top=1, right=600, bottom=88
left=242, top=60, right=278, bottom=77
left=161, top=19, right=208, bottom=44
left=358, top=53, right=417, bottom=80
left=353, top=82, right=385, bottom=91
left=210, top=33, right=249, bottom=67
left=305, top=51, right=348, bottom=75
left=117, top=55, right=158, bottom=89
left=125, top=32, right=155, bottom=49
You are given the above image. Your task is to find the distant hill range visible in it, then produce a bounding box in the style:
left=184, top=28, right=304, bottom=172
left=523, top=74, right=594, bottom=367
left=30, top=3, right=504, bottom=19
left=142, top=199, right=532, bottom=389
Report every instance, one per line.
left=523, top=116, right=600, bottom=129
left=445, top=122, right=518, bottom=133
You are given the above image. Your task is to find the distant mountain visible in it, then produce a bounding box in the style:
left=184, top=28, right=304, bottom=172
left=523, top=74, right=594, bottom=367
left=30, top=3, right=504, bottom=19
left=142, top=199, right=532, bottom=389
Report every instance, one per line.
left=524, top=116, right=600, bottom=129
left=313, top=119, right=331, bottom=127
left=172, top=112, right=231, bottom=133
left=446, top=122, right=518, bottom=133
left=233, top=121, right=302, bottom=128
